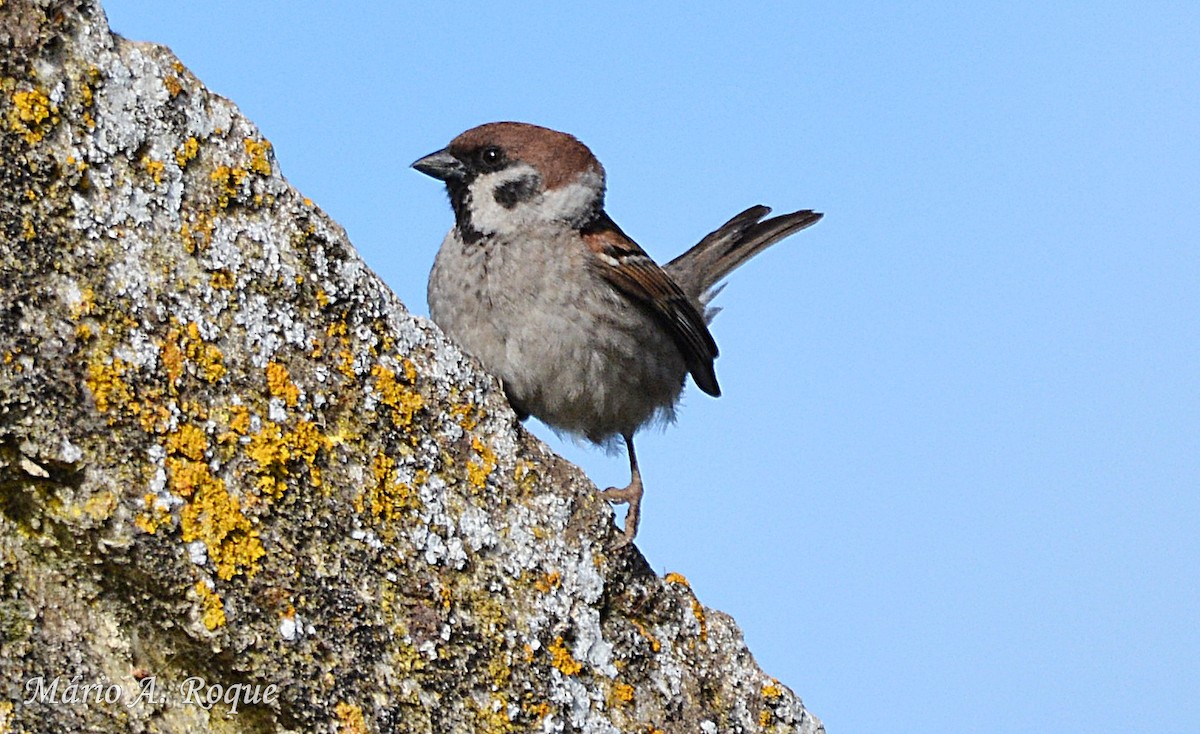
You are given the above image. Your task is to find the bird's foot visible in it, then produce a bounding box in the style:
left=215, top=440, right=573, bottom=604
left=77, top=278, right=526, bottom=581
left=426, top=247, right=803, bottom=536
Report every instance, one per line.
left=600, top=476, right=643, bottom=549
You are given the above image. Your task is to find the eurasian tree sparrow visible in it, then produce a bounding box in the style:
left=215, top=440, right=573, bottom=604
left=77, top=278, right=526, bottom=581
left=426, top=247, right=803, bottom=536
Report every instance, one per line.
left=413, top=122, right=821, bottom=546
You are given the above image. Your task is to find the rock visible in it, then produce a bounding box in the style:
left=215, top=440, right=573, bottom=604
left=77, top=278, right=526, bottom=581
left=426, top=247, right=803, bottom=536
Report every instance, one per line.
left=0, top=1, right=823, bottom=731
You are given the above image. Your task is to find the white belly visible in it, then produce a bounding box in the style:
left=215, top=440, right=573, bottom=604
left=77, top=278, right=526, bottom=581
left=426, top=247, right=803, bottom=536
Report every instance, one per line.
left=428, top=229, right=687, bottom=442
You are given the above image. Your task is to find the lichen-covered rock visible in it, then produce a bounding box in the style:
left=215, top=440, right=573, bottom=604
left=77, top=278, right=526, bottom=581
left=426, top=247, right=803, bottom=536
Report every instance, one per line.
left=0, top=1, right=823, bottom=732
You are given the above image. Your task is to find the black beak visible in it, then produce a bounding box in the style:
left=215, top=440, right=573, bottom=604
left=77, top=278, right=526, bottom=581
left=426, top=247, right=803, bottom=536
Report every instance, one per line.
left=411, top=149, right=467, bottom=182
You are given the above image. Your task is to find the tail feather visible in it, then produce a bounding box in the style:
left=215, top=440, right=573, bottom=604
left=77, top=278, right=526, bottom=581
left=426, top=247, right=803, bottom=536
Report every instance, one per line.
left=666, top=206, right=823, bottom=302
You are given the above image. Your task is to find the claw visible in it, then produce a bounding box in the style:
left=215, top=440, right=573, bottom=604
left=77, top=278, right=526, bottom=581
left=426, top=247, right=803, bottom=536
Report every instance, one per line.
left=601, top=433, right=642, bottom=547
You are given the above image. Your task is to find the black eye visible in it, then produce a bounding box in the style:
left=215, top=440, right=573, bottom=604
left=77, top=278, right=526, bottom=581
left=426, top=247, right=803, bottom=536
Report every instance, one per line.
left=478, top=146, right=505, bottom=170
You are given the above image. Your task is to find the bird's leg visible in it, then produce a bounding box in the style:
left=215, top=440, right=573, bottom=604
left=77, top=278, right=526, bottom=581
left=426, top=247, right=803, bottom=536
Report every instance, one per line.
left=600, top=433, right=643, bottom=547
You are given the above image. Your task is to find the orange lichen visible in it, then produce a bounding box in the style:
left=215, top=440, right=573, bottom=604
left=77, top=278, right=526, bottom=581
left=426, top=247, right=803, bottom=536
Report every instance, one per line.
left=666, top=572, right=708, bottom=642
left=534, top=571, right=561, bottom=593
left=162, top=323, right=225, bottom=386
left=163, top=75, right=183, bottom=97
left=265, top=362, right=300, bottom=406
left=194, top=581, right=227, bottom=630
left=629, top=618, right=661, bottom=653
left=450, top=401, right=481, bottom=431
left=548, top=636, right=582, bottom=676
left=167, top=425, right=264, bottom=579
left=354, top=452, right=418, bottom=523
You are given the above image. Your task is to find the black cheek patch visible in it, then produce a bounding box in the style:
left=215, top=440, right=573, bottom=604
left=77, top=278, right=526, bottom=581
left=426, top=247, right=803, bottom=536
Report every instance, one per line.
left=493, top=175, right=540, bottom=209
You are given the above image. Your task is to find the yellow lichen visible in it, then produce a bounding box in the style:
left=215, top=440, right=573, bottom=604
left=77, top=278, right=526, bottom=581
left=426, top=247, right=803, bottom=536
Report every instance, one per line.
left=265, top=362, right=300, bottom=406
left=79, top=490, right=117, bottom=522
left=334, top=701, right=368, bottom=734
left=548, top=636, right=582, bottom=676
left=68, top=285, right=95, bottom=319
left=243, top=137, right=272, bottom=175
left=20, top=218, right=34, bottom=241
left=354, top=452, right=417, bottom=523
left=9, top=88, right=57, bottom=144
left=85, top=356, right=131, bottom=413
left=247, top=421, right=288, bottom=498
left=175, top=136, right=199, bottom=168
left=168, top=434, right=264, bottom=580
left=336, top=348, right=356, bottom=378
left=759, top=710, right=773, bottom=727
left=165, top=423, right=208, bottom=461
left=176, top=461, right=265, bottom=580
left=162, top=323, right=225, bottom=386
left=287, top=420, right=329, bottom=487
left=195, top=580, right=227, bottom=630
left=246, top=419, right=328, bottom=498
left=762, top=682, right=783, bottom=700
left=612, top=682, right=635, bottom=706
left=371, top=363, right=423, bottom=429
left=209, top=269, right=235, bottom=289
left=163, top=75, right=183, bottom=97
left=523, top=701, right=551, bottom=721
left=227, top=404, right=251, bottom=435
left=211, top=165, right=248, bottom=208
left=180, top=207, right=215, bottom=253
left=467, top=436, right=497, bottom=491
left=143, top=156, right=164, bottom=185
left=134, top=493, right=172, bottom=534
left=450, top=401, right=481, bottom=431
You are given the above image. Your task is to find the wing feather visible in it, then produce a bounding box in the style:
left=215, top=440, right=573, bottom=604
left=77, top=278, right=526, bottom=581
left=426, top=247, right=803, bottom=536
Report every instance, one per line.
left=581, top=212, right=721, bottom=397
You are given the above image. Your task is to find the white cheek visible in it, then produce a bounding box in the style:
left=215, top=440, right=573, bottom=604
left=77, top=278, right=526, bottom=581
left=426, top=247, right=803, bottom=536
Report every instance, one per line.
left=466, top=164, right=539, bottom=234
left=467, top=166, right=603, bottom=234
left=540, top=169, right=604, bottom=224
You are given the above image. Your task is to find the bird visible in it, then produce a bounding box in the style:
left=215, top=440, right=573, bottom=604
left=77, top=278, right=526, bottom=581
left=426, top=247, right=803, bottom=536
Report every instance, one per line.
left=412, top=122, right=821, bottom=546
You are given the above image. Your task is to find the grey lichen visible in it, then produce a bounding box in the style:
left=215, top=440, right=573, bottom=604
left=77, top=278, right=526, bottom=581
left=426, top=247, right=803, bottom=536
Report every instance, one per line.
left=0, top=1, right=823, bottom=732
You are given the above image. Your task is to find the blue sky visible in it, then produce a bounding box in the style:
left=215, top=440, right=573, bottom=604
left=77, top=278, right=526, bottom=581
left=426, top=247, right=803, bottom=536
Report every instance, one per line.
left=102, top=2, right=1199, bottom=731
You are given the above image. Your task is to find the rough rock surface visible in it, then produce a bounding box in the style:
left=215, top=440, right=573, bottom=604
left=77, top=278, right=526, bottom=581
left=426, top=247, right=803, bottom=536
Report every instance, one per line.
left=0, top=1, right=823, bottom=732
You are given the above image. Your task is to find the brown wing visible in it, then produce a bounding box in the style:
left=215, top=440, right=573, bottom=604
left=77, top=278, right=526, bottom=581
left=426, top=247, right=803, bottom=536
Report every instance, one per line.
left=581, top=212, right=721, bottom=397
